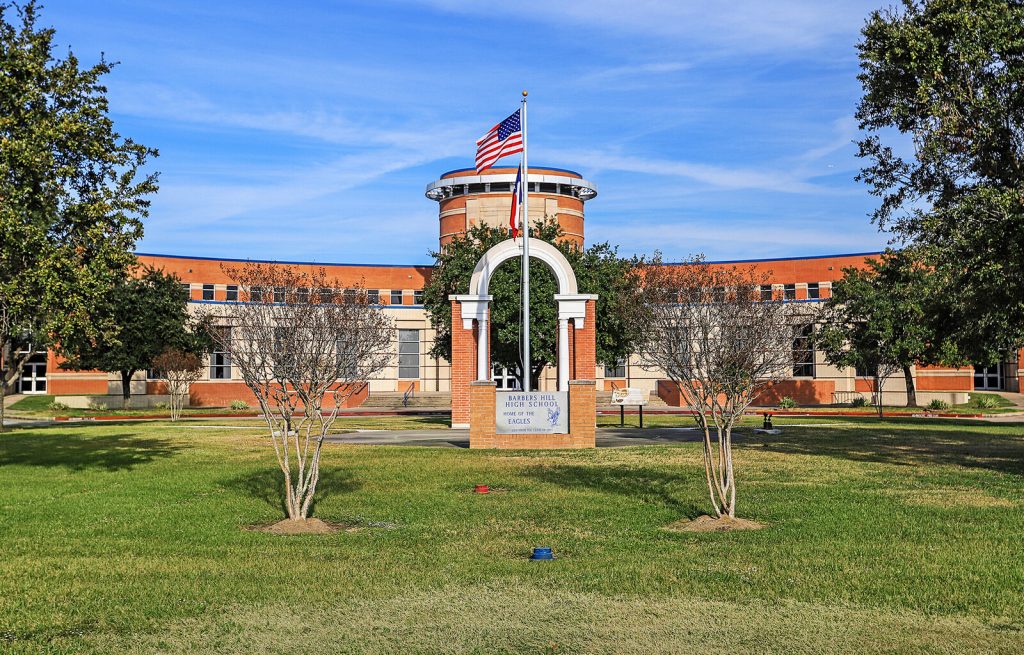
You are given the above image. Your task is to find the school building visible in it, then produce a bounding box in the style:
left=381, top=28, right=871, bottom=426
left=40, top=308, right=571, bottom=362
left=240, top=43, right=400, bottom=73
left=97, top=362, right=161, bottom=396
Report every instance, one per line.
left=16, top=165, right=1023, bottom=408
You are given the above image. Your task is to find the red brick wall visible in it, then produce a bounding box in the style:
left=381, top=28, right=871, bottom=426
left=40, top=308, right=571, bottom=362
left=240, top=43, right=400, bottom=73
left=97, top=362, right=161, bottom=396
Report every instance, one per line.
left=187, top=381, right=367, bottom=408
left=450, top=300, right=475, bottom=427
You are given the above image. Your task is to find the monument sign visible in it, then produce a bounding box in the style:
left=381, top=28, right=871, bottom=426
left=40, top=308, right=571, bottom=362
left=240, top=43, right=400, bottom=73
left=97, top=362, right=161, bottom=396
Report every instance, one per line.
left=496, top=391, right=568, bottom=434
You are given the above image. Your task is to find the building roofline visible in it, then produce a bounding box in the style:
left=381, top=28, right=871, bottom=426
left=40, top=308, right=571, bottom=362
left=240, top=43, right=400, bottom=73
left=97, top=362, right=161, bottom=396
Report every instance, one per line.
left=668, top=251, right=884, bottom=266
left=137, top=250, right=883, bottom=270
left=135, top=252, right=433, bottom=269
left=439, top=165, right=583, bottom=178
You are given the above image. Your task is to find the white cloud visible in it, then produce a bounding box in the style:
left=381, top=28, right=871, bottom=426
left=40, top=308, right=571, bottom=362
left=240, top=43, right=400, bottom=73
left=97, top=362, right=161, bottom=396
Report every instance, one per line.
left=413, top=0, right=877, bottom=55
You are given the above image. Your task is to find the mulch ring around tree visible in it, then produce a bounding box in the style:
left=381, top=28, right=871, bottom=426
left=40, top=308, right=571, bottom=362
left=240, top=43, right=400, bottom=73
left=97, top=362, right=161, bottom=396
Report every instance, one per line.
left=245, top=518, right=358, bottom=535
left=664, top=515, right=766, bottom=533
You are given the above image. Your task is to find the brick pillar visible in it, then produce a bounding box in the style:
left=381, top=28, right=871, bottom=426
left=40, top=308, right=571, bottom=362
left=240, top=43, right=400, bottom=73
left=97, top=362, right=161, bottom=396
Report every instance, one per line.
left=569, top=379, right=596, bottom=447
left=469, top=380, right=497, bottom=448
left=574, top=299, right=597, bottom=381
left=450, top=299, right=475, bottom=429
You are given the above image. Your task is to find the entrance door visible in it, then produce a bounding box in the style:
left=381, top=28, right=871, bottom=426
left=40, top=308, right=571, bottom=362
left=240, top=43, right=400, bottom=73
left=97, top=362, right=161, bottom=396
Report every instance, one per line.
left=19, top=352, right=48, bottom=394
left=973, top=363, right=1003, bottom=390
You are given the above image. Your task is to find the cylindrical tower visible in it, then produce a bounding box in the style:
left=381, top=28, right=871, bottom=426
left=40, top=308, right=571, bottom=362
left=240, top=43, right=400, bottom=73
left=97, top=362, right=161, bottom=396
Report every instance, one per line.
left=425, top=166, right=597, bottom=249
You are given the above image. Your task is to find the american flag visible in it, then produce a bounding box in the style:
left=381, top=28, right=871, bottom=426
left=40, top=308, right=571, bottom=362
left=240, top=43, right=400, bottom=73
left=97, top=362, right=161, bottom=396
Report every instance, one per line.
left=475, top=109, right=523, bottom=173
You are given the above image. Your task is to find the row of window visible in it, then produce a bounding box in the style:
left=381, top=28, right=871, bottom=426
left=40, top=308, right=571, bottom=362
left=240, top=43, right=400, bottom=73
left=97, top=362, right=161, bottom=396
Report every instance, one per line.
left=182, top=284, right=424, bottom=305
left=445, top=181, right=583, bottom=199
left=196, top=328, right=424, bottom=381
left=759, top=283, right=822, bottom=301
left=600, top=325, right=819, bottom=380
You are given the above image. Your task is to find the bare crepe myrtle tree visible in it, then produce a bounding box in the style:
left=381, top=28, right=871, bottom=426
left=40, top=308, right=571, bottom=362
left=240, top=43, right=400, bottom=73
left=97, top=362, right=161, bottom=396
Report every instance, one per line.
left=637, top=255, right=803, bottom=519
left=212, top=263, right=393, bottom=521
left=152, top=348, right=202, bottom=421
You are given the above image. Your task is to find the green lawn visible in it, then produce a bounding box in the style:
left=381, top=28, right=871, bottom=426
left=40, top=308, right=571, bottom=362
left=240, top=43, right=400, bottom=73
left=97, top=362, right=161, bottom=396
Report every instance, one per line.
left=1, top=419, right=1023, bottom=653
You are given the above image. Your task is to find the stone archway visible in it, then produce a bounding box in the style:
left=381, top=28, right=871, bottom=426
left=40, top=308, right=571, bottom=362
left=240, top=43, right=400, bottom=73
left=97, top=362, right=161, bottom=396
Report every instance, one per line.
left=448, top=238, right=598, bottom=448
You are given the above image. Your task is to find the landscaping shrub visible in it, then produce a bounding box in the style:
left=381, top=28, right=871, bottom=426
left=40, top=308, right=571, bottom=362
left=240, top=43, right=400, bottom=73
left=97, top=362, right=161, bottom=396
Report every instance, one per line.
left=778, top=396, right=797, bottom=409
left=48, top=401, right=69, bottom=412
left=972, top=394, right=1000, bottom=409
left=850, top=396, right=869, bottom=407
left=230, top=400, right=249, bottom=411
left=927, top=399, right=950, bottom=411
left=87, top=400, right=108, bottom=411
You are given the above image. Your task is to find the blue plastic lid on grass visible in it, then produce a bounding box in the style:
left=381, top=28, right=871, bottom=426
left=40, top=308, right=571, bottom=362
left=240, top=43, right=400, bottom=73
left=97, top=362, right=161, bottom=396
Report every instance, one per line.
left=530, top=547, right=553, bottom=560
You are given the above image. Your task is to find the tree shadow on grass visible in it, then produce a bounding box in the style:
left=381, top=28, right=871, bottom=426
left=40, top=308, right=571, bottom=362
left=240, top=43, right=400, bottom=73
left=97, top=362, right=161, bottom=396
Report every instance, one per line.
left=0, top=431, right=184, bottom=471
left=221, top=467, right=361, bottom=517
left=525, top=463, right=705, bottom=519
left=743, top=418, right=1024, bottom=476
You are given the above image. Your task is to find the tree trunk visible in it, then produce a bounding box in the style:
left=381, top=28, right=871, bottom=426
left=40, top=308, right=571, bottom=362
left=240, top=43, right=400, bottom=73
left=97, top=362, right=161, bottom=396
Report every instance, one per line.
left=875, top=377, right=884, bottom=418
left=903, top=364, right=918, bottom=407
left=120, top=370, right=134, bottom=410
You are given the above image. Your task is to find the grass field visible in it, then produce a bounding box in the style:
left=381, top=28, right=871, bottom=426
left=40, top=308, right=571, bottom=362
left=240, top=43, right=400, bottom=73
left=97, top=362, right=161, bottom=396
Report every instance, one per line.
left=1, top=417, right=1023, bottom=653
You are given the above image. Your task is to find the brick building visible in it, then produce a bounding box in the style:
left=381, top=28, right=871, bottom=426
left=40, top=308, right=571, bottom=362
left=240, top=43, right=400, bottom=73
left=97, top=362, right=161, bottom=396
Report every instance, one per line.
left=15, top=165, right=1022, bottom=407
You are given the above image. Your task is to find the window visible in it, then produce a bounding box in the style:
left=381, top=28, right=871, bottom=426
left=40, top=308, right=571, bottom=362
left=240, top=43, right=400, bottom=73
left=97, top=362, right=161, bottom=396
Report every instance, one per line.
left=792, top=324, right=815, bottom=377
left=273, top=287, right=285, bottom=304
left=759, top=284, right=773, bottom=301
left=413, top=290, right=424, bottom=305
left=202, top=284, right=214, bottom=301
left=249, top=286, right=264, bottom=303
left=604, top=359, right=626, bottom=378
left=855, top=363, right=875, bottom=377
left=807, top=282, right=819, bottom=300
left=180, top=283, right=191, bottom=300
left=784, top=284, right=796, bottom=300
left=539, top=182, right=558, bottom=193
left=390, top=290, right=404, bottom=305
left=467, top=183, right=486, bottom=194
left=297, top=287, right=310, bottom=303
left=336, top=335, right=358, bottom=378
left=317, top=287, right=335, bottom=304
left=398, top=329, right=420, bottom=379
left=210, top=326, right=232, bottom=379
left=226, top=285, right=238, bottom=302
left=368, top=289, right=380, bottom=305
left=343, top=289, right=357, bottom=304
left=488, top=182, right=511, bottom=192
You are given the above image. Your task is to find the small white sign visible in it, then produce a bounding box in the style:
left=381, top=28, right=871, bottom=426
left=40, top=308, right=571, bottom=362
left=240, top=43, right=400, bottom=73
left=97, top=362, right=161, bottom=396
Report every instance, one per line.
left=496, top=391, right=568, bottom=434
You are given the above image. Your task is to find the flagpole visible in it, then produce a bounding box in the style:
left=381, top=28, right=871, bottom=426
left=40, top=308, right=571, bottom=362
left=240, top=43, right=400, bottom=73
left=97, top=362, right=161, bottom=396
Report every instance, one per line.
left=520, top=90, right=530, bottom=392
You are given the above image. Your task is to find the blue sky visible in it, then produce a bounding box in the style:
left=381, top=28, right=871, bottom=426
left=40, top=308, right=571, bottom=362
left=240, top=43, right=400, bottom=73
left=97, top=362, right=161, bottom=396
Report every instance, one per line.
left=43, top=0, right=893, bottom=264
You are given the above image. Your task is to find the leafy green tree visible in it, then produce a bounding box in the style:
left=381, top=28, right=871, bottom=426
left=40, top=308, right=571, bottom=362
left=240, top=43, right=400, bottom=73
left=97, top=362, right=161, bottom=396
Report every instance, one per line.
left=856, top=0, right=1024, bottom=364
left=814, top=249, right=960, bottom=414
left=60, top=268, right=212, bottom=408
left=0, top=1, right=157, bottom=426
left=422, top=220, right=642, bottom=389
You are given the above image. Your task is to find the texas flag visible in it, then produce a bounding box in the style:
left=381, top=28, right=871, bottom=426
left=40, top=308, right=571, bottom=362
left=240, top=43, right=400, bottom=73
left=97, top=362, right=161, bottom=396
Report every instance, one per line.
left=509, top=164, right=522, bottom=239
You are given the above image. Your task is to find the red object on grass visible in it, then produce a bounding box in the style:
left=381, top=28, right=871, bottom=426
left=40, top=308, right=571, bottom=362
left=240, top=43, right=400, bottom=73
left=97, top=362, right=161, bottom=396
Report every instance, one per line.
left=474, top=485, right=490, bottom=494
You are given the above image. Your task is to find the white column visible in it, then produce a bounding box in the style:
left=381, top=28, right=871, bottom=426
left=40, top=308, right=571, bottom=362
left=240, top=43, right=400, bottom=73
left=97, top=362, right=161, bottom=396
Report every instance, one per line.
left=477, top=316, right=489, bottom=381
left=558, top=318, right=569, bottom=391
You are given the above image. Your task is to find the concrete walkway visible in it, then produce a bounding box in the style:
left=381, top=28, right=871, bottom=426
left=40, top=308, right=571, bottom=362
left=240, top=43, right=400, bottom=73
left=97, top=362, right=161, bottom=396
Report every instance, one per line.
left=3, top=393, right=24, bottom=408
left=323, top=427, right=711, bottom=449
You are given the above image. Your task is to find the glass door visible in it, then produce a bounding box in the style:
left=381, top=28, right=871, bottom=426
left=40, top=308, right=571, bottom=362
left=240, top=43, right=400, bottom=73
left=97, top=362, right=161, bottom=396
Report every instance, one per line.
left=492, top=365, right=521, bottom=390
left=19, top=353, right=48, bottom=394
left=973, top=363, right=1003, bottom=390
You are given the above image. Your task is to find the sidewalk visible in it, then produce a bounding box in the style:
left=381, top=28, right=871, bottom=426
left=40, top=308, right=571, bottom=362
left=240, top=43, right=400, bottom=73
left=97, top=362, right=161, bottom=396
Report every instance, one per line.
left=3, top=393, right=25, bottom=408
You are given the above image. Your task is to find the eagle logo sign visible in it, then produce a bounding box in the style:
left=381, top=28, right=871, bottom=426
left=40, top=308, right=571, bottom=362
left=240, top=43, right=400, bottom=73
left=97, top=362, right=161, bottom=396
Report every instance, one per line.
left=547, top=405, right=561, bottom=427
